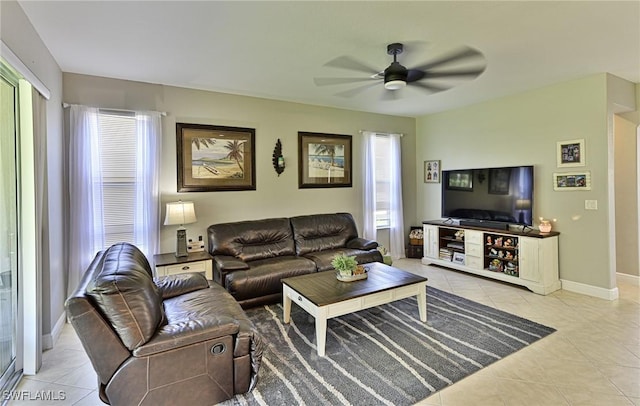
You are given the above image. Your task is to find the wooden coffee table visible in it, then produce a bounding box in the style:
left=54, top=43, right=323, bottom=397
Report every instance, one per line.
left=281, top=262, right=428, bottom=356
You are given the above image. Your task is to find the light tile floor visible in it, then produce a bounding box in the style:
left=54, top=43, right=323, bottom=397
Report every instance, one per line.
left=7, top=259, right=640, bottom=406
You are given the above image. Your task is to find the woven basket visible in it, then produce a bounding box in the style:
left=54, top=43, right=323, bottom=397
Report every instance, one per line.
left=410, top=238, right=423, bottom=246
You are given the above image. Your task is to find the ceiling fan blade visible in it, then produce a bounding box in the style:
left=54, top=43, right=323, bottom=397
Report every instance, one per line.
left=334, top=82, right=379, bottom=98
left=324, top=55, right=380, bottom=75
left=411, top=47, right=483, bottom=72
left=424, top=67, right=486, bottom=78
left=313, top=77, right=378, bottom=86
left=411, top=81, right=451, bottom=93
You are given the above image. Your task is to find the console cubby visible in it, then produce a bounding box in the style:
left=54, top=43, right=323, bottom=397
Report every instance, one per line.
left=484, top=233, right=519, bottom=277
left=422, top=220, right=560, bottom=295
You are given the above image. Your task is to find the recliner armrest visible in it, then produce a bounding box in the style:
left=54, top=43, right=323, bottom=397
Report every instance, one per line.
left=155, top=272, right=209, bottom=300
left=346, top=237, right=378, bottom=250
left=214, top=255, right=250, bottom=271
left=133, top=315, right=240, bottom=357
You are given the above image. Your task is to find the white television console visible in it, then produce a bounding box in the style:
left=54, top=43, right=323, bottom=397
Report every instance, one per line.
left=422, top=220, right=560, bottom=295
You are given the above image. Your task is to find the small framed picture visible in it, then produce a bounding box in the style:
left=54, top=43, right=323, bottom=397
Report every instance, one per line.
left=553, top=171, right=591, bottom=191
left=557, top=139, right=585, bottom=167
left=424, top=160, right=440, bottom=183
left=452, top=252, right=465, bottom=264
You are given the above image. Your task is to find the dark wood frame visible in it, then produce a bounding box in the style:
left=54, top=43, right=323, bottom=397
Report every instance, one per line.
left=176, top=123, right=256, bottom=192
left=298, top=132, right=352, bottom=188
left=445, top=170, right=473, bottom=191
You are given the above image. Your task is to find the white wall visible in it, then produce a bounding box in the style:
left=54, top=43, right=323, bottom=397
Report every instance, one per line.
left=1, top=0, right=65, bottom=346
left=62, top=73, right=417, bottom=254
left=416, top=75, right=614, bottom=291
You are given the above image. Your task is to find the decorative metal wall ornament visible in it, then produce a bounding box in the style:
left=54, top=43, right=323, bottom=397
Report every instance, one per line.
left=272, top=139, right=285, bottom=176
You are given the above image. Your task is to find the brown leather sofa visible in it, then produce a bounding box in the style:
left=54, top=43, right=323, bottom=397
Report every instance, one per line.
left=65, top=242, right=263, bottom=405
left=208, top=212, right=383, bottom=308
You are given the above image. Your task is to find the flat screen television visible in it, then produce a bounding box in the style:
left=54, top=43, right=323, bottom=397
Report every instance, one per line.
left=441, top=165, right=534, bottom=227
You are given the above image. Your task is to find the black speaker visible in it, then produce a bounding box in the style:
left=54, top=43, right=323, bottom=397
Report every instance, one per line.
left=459, top=220, right=508, bottom=230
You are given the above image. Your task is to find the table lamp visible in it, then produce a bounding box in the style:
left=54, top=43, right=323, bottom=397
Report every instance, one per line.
left=164, top=201, right=197, bottom=257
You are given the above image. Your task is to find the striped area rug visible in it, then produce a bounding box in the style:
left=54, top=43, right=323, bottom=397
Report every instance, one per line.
left=223, top=286, right=555, bottom=406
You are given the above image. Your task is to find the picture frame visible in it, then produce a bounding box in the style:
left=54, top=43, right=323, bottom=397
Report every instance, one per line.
left=557, top=139, right=585, bottom=167
left=488, top=168, right=511, bottom=194
left=452, top=252, right=466, bottom=265
left=424, top=160, right=441, bottom=183
left=298, top=132, right=352, bottom=188
left=446, top=170, right=473, bottom=191
left=176, top=123, right=256, bottom=192
left=553, top=171, right=591, bottom=191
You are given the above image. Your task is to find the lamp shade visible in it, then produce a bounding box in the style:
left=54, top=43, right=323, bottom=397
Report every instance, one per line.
left=515, top=199, right=532, bottom=210
left=164, top=201, right=197, bottom=226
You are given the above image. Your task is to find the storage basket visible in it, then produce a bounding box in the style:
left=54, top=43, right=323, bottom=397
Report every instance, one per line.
left=410, top=238, right=423, bottom=246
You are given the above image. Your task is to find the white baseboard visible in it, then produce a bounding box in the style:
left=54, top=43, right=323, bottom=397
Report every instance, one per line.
left=42, top=312, right=66, bottom=350
left=617, top=272, right=640, bottom=286
left=560, top=279, right=619, bottom=301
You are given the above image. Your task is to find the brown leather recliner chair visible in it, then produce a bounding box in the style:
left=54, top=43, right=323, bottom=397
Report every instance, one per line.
left=65, top=242, right=263, bottom=405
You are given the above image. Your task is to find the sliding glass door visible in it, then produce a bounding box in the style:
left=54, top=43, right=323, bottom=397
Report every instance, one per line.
left=0, top=67, right=20, bottom=392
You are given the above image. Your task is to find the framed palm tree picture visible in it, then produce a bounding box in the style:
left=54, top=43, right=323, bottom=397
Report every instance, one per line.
left=298, top=132, right=352, bottom=188
left=176, top=123, right=256, bottom=192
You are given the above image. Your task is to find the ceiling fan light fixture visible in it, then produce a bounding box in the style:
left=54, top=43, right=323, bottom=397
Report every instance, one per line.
left=384, top=80, right=406, bottom=90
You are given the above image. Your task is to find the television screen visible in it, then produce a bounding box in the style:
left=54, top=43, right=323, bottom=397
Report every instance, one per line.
left=441, top=166, right=534, bottom=226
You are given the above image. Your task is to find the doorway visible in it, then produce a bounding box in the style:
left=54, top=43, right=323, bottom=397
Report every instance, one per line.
left=0, top=65, right=21, bottom=393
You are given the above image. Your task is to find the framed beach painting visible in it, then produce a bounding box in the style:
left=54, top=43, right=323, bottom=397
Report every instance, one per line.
left=298, top=132, right=352, bottom=188
left=176, top=123, right=256, bottom=192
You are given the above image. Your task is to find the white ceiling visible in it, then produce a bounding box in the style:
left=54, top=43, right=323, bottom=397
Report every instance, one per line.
left=18, top=1, right=640, bottom=117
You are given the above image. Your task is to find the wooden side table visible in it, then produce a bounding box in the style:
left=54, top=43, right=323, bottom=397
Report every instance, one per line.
left=154, top=251, right=213, bottom=280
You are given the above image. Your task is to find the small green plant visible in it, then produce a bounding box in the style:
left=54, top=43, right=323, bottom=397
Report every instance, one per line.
left=331, top=254, right=358, bottom=276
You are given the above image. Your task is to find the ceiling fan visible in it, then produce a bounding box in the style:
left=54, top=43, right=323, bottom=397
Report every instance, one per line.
left=314, top=43, right=486, bottom=98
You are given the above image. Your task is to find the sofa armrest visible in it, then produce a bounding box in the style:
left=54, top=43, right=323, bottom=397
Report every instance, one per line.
left=214, top=255, right=250, bottom=271
left=346, top=237, right=378, bottom=250
left=155, top=273, right=209, bottom=300
left=213, top=255, right=250, bottom=286
left=133, top=315, right=240, bottom=357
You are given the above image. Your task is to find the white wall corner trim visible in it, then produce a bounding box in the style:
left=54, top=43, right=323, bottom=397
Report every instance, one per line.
left=561, top=279, right=620, bottom=301
left=42, top=313, right=66, bottom=350
left=0, top=40, right=51, bottom=99
left=616, top=272, right=640, bottom=287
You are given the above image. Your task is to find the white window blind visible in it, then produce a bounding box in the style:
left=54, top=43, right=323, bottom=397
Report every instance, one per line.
left=98, top=112, right=137, bottom=248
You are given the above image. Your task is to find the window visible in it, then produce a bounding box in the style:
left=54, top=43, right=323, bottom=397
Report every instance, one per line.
left=375, top=135, right=391, bottom=228
left=98, top=112, right=137, bottom=248
left=68, top=105, right=161, bottom=296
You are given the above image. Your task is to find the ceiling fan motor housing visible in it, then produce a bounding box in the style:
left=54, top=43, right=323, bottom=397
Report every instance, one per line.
left=384, top=61, right=408, bottom=89
left=384, top=43, right=408, bottom=89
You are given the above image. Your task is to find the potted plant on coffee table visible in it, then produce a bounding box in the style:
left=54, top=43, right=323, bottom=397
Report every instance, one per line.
left=331, top=254, right=368, bottom=282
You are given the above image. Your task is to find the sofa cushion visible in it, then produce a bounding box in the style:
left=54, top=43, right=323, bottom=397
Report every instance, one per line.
left=85, top=242, right=164, bottom=351
left=134, top=285, right=241, bottom=357
left=208, top=218, right=296, bottom=262
left=303, top=248, right=384, bottom=272
left=290, top=213, right=359, bottom=256
left=225, top=256, right=316, bottom=301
